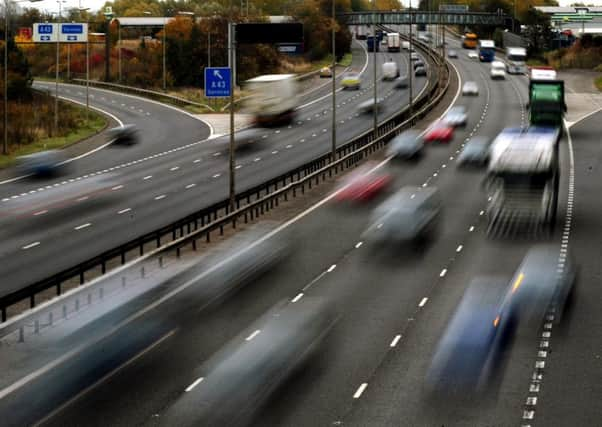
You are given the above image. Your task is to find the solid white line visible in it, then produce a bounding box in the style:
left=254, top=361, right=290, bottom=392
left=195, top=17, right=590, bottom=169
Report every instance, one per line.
left=390, top=335, right=402, bottom=347
left=327, top=264, right=337, bottom=273
left=118, top=208, right=131, bottom=214
left=418, top=297, right=428, bottom=307
left=22, top=242, right=41, bottom=250
left=74, top=223, right=91, bottom=230
left=245, top=330, right=261, bottom=341
left=292, top=293, right=304, bottom=303
left=185, top=377, right=204, bottom=393
left=353, top=383, right=368, bottom=399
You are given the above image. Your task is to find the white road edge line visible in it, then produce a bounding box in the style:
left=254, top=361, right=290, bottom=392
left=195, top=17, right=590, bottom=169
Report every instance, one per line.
left=245, top=330, right=261, bottom=341
left=22, top=242, right=41, bottom=250
left=185, top=377, right=204, bottom=393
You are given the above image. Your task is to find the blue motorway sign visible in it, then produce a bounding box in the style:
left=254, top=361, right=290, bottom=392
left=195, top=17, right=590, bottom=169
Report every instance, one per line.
left=38, top=24, right=53, bottom=34
left=61, top=24, right=84, bottom=34
left=204, top=67, right=231, bottom=98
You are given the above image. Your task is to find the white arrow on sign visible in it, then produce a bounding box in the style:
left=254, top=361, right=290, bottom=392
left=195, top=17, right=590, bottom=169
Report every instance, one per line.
left=213, top=70, right=223, bottom=80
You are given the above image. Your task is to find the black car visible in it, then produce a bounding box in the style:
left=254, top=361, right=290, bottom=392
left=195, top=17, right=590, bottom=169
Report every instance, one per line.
left=414, top=66, right=427, bottom=77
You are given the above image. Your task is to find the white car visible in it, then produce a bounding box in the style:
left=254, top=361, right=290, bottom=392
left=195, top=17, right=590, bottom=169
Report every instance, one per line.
left=448, top=49, right=458, bottom=58
left=444, top=106, right=468, bottom=127
left=462, top=81, right=479, bottom=96
left=467, top=51, right=478, bottom=59
left=490, top=61, right=506, bottom=80
left=410, top=52, right=419, bottom=61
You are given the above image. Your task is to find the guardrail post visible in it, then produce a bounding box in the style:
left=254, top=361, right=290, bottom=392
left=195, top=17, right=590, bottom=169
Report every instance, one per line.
left=1, top=307, right=6, bottom=322
left=79, top=271, right=85, bottom=285
left=56, top=283, right=61, bottom=296
left=101, top=261, right=106, bottom=274
left=141, top=266, right=146, bottom=278
left=206, top=231, right=211, bottom=243
left=176, top=247, right=181, bottom=258
left=192, top=239, right=197, bottom=251
left=121, top=252, right=126, bottom=264
left=19, top=326, right=24, bottom=342
left=30, top=295, right=35, bottom=309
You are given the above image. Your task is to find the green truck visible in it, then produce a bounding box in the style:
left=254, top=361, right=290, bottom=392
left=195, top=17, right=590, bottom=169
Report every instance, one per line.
left=528, top=67, right=567, bottom=127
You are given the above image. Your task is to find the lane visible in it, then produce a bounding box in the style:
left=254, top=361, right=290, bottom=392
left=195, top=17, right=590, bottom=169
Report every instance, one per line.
left=0, top=40, right=432, bottom=295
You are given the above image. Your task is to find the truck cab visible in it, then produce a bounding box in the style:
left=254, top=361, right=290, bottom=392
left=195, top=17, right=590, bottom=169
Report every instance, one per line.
left=478, top=40, right=496, bottom=62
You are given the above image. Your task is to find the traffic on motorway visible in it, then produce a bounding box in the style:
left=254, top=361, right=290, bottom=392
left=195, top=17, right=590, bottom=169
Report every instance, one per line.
left=0, top=17, right=595, bottom=427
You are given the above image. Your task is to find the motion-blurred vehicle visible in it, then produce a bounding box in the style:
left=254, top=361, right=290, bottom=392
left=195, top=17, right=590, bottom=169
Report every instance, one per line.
left=341, top=72, right=361, bottom=90
left=448, top=49, right=458, bottom=58
left=393, top=75, right=409, bottom=89
left=467, top=51, right=478, bottom=59
left=334, top=161, right=392, bottom=202
left=426, top=276, right=518, bottom=394
left=462, top=81, right=479, bottom=96
left=402, top=40, right=410, bottom=50
left=506, top=47, right=527, bottom=74
left=159, top=297, right=337, bottom=427
left=509, top=245, right=577, bottom=325
left=528, top=67, right=566, bottom=127
left=386, top=130, right=424, bottom=160
left=244, top=74, right=300, bottom=126
left=108, top=124, right=139, bottom=145
left=424, top=120, right=454, bottom=143
left=444, top=106, right=468, bottom=127
left=387, top=32, right=401, bottom=52
left=457, top=136, right=491, bottom=167
left=382, top=61, right=400, bottom=80
left=363, top=186, right=441, bottom=245
left=478, top=39, right=496, bottom=62
left=414, top=66, right=427, bottom=77
left=490, top=61, right=506, bottom=80
left=16, top=150, right=68, bottom=178
left=413, top=59, right=425, bottom=69
left=357, top=98, right=384, bottom=114
left=410, top=52, right=419, bottom=61
left=319, top=66, right=333, bottom=78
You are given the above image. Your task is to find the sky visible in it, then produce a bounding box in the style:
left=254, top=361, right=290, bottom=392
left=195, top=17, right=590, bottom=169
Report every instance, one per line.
left=22, top=0, right=602, bottom=15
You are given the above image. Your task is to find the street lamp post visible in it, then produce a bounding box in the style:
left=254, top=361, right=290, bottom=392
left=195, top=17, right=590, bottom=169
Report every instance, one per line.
left=331, top=0, right=336, bottom=162
left=162, top=15, right=166, bottom=90
left=372, top=1, right=377, bottom=137
left=408, top=1, right=413, bottom=118
left=54, top=0, right=66, bottom=133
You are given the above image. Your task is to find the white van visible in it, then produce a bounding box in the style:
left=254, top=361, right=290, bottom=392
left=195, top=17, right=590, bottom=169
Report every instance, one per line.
left=382, top=61, right=400, bottom=80
left=490, top=61, right=506, bottom=80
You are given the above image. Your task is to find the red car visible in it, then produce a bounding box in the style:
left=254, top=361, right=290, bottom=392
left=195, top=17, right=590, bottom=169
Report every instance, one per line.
left=424, top=120, right=454, bottom=143
left=334, top=162, right=392, bottom=202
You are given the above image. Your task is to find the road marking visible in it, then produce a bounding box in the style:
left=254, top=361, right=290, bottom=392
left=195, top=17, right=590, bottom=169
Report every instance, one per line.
left=212, top=174, right=221, bottom=179
left=185, top=377, right=204, bottom=392
left=246, top=330, right=261, bottom=341
left=418, top=297, right=428, bottom=307
left=76, top=196, right=89, bottom=202
left=254, top=157, right=261, bottom=162
left=469, top=226, right=475, bottom=232
left=170, top=166, right=180, bottom=171
left=456, top=245, right=463, bottom=252
left=327, top=264, right=337, bottom=273
left=111, top=185, right=124, bottom=191
left=193, top=159, right=201, bottom=163
left=390, top=335, right=402, bottom=347
left=74, top=223, right=91, bottom=230
left=292, top=293, right=304, bottom=303
left=185, top=183, right=196, bottom=189
left=22, top=242, right=41, bottom=250
left=353, top=383, right=368, bottom=399
left=154, top=195, right=166, bottom=200
left=355, top=241, right=363, bottom=249
left=118, top=208, right=131, bottom=214
left=143, top=175, right=152, bottom=180
left=439, top=269, right=447, bottom=277
left=33, top=210, right=48, bottom=216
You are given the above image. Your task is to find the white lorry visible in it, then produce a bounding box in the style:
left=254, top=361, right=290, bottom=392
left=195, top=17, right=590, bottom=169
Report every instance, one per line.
left=356, top=26, right=368, bottom=40
left=387, top=32, right=401, bottom=52
left=244, top=74, right=300, bottom=126
left=506, top=47, right=527, bottom=74
left=402, top=40, right=410, bottom=50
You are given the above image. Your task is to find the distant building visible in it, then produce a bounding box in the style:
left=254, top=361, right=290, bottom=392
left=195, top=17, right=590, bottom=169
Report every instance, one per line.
left=535, top=6, right=602, bottom=36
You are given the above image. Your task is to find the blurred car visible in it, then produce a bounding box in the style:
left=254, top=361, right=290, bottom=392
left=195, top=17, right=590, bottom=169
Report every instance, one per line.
left=108, top=124, right=139, bottom=145
left=424, top=120, right=454, bottom=143
left=341, top=72, right=361, bottom=90
left=357, top=98, right=384, bottom=114
left=319, top=66, right=333, bottom=78
left=394, top=75, right=409, bottom=89
left=334, top=161, right=392, bottom=202
left=468, top=51, right=478, bottom=59
left=413, top=59, right=425, bottom=69
left=427, top=276, right=518, bottom=394
left=362, top=186, right=441, bottom=245
left=448, top=49, right=458, bottom=58
left=386, top=130, right=424, bottom=160
left=509, top=245, right=577, bottom=325
left=490, top=61, right=506, bottom=80
left=462, top=81, right=479, bottom=96
left=444, top=106, right=468, bottom=127
left=16, top=150, right=68, bottom=178
left=414, top=66, right=427, bottom=77
left=457, top=136, right=491, bottom=167
left=159, top=297, right=337, bottom=427
left=410, top=52, right=419, bottom=61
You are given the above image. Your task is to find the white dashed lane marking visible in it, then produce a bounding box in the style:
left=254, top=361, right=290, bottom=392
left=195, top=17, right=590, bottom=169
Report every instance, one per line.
left=118, top=208, right=132, bottom=214
left=74, top=223, right=91, bottom=231
left=154, top=195, right=166, bottom=200
left=353, top=383, right=368, bottom=399
left=22, top=241, right=41, bottom=250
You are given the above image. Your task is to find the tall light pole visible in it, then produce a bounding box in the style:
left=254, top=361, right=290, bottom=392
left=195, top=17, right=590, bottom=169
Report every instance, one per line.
left=3, top=0, right=41, bottom=155
left=372, top=0, right=377, bottom=137
left=55, top=0, right=66, bottom=133
left=331, top=0, right=336, bottom=162
left=162, top=15, right=166, bottom=90
left=228, top=0, right=235, bottom=210
left=408, top=0, right=413, bottom=117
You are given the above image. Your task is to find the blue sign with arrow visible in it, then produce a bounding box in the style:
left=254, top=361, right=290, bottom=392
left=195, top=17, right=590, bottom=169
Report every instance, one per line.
left=204, top=67, right=231, bottom=98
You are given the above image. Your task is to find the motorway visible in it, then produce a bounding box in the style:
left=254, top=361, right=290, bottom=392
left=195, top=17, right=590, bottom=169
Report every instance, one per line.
left=0, top=39, right=430, bottom=295
left=1, top=33, right=600, bottom=427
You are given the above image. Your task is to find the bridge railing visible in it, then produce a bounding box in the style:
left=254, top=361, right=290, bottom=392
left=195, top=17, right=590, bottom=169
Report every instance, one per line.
left=0, top=35, right=450, bottom=329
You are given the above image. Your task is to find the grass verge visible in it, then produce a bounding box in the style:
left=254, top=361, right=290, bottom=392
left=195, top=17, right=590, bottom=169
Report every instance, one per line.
left=0, top=111, right=106, bottom=170
left=595, top=75, right=602, bottom=92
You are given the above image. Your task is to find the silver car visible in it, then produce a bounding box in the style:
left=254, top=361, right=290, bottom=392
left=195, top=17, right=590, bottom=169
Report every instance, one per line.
left=357, top=98, right=384, bottom=114
left=457, top=136, right=490, bottom=167
left=444, top=106, right=468, bottom=127
left=462, top=81, right=479, bottom=96
left=387, top=130, right=424, bottom=159
left=448, top=49, right=458, bottom=58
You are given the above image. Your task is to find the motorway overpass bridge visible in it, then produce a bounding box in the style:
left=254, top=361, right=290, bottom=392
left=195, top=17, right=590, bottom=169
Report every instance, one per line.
left=340, top=10, right=511, bottom=27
